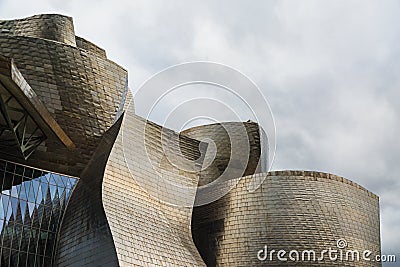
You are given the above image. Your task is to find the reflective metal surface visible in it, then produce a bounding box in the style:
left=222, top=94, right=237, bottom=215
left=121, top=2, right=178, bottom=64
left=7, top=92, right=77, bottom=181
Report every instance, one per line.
left=192, top=171, right=381, bottom=266
left=0, top=14, right=127, bottom=176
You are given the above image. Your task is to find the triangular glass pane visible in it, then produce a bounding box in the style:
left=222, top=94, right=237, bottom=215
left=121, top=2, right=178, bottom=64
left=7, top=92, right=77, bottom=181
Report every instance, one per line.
left=36, top=185, right=43, bottom=205
left=0, top=198, right=3, bottom=220
left=40, top=183, right=48, bottom=202
left=39, top=175, right=48, bottom=184
left=0, top=219, right=4, bottom=233
left=69, top=178, right=77, bottom=188
left=6, top=199, right=12, bottom=222
left=65, top=188, right=71, bottom=202
left=28, top=202, right=35, bottom=218
left=53, top=174, right=62, bottom=186
left=44, top=173, right=51, bottom=183
left=10, top=197, right=18, bottom=220
left=1, top=194, right=8, bottom=203
left=16, top=184, right=22, bottom=195
left=31, top=180, right=40, bottom=197
left=10, top=186, right=18, bottom=198
left=19, top=183, right=27, bottom=201
left=59, top=185, right=66, bottom=196
left=50, top=185, right=57, bottom=201
left=27, top=182, right=36, bottom=203
left=20, top=200, right=26, bottom=223
left=2, top=195, right=9, bottom=217
left=50, top=174, right=57, bottom=186
left=60, top=176, right=68, bottom=187
left=57, top=186, right=63, bottom=200
left=66, top=178, right=73, bottom=189
left=24, top=180, right=32, bottom=200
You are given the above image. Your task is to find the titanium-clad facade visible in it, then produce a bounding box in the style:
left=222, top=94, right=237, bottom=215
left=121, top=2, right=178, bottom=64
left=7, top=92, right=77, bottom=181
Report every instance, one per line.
left=191, top=171, right=381, bottom=266
left=100, top=104, right=206, bottom=266
left=0, top=14, right=381, bottom=267
left=0, top=14, right=128, bottom=177
left=181, top=122, right=267, bottom=186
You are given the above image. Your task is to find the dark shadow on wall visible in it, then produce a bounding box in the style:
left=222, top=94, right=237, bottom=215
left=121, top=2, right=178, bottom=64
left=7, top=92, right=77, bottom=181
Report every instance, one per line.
left=54, top=115, right=124, bottom=267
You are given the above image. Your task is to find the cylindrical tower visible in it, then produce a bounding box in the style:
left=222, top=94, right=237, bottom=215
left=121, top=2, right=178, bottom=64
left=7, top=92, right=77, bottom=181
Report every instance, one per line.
left=0, top=14, right=76, bottom=46
left=192, top=171, right=381, bottom=266
left=181, top=122, right=267, bottom=186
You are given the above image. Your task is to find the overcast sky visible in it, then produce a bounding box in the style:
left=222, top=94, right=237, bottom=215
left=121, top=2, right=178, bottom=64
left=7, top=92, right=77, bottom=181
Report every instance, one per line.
left=0, top=0, right=399, bottom=264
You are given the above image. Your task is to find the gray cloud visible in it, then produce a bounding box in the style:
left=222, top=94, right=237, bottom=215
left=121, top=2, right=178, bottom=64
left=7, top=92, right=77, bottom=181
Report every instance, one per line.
left=1, top=0, right=399, bottom=264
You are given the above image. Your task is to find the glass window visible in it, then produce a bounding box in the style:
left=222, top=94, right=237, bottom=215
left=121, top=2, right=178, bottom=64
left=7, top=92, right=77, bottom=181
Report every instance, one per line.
left=40, top=183, right=49, bottom=204
left=19, top=226, right=30, bottom=252
left=0, top=219, right=4, bottom=233
left=10, top=186, right=18, bottom=198
left=18, top=251, right=27, bottom=266
left=0, top=198, right=4, bottom=220
left=27, top=202, right=35, bottom=219
left=27, top=182, right=36, bottom=203
left=28, top=229, right=38, bottom=254
left=49, top=185, right=57, bottom=202
left=53, top=174, right=63, bottom=187
left=20, top=200, right=27, bottom=223
left=0, top=160, right=79, bottom=266
left=11, top=224, right=21, bottom=250
left=35, top=183, right=43, bottom=205
left=31, top=180, right=40, bottom=199
left=5, top=162, right=15, bottom=173
left=19, top=183, right=27, bottom=201
left=10, top=197, right=18, bottom=221
left=49, top=174, right=58, bottom=186
left=60, top=176, right=68, bottom=187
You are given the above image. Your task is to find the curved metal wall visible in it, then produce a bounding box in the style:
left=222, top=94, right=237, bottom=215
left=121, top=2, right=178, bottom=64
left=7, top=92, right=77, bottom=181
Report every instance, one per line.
left=98, top=96, right=206, bottom=266
left=192, top=171, right=381, bottom=266
left=181, top=122, right=266, bottom=186
left=0, top=14, right=128, bottom=177
left=55, top=117, right=124, bottom=267
left=0, top=14, right=76, bottom=46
